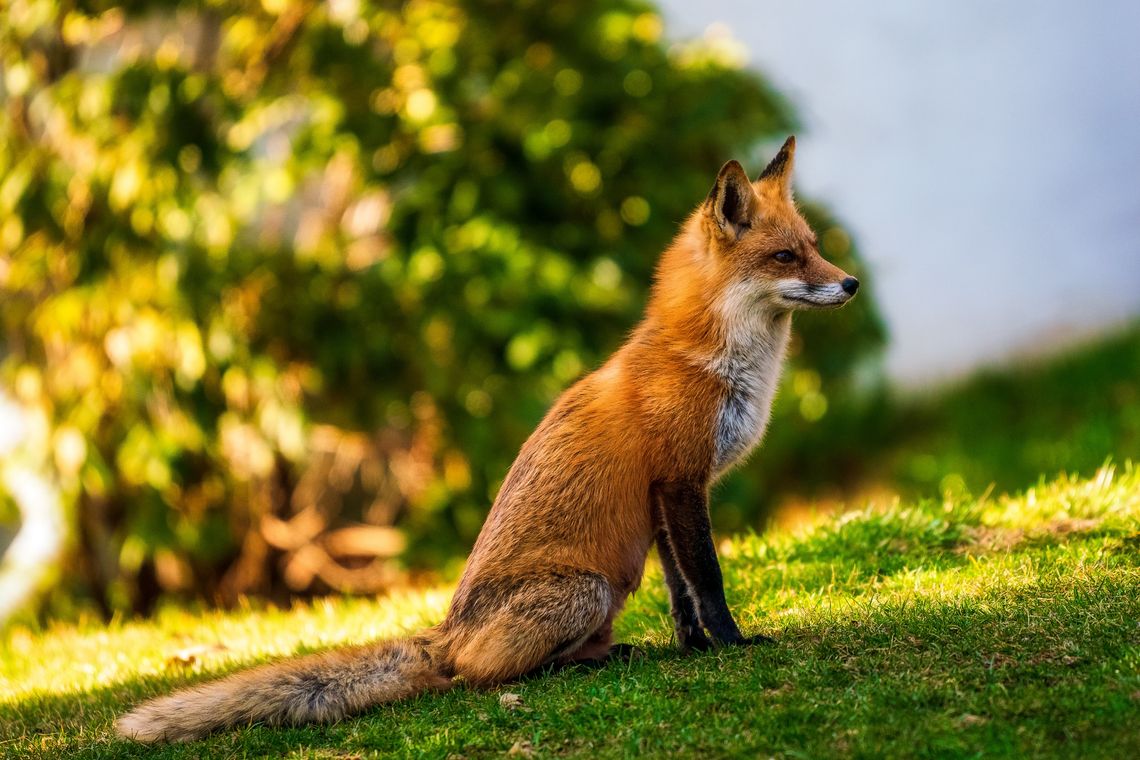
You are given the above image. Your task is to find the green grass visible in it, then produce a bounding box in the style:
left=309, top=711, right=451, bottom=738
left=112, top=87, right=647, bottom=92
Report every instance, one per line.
left=745, top=322, right=1140, bottom=519
left=3, top=466, right=1139, bottom=759
left=869, top=324, right=1140, bottom=496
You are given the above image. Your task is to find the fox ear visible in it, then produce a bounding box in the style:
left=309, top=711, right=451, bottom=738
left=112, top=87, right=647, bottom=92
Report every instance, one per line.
left=706, top=159, right=758, bottom=238
left=757, top=135, right=796, bottom=199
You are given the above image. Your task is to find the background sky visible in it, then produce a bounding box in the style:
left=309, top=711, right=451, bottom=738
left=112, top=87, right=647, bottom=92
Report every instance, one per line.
left=659, top=0, right=1140, bottom=386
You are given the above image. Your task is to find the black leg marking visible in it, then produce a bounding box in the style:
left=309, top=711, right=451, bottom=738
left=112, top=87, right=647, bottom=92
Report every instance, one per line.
left=655, top=528, right=713, bottom=652
left=654, top=481, right=746, bottom=647
left=743, top=633, right=777, bottom=646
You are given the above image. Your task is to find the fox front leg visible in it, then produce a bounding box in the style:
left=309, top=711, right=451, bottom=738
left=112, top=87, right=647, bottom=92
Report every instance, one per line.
left=655, top=528, right=714, bottom=651
left=653, top=481, right=772, bottom=647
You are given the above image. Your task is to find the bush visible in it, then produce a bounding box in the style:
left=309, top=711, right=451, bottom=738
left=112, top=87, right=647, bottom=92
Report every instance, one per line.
left=0, top=0, right=883, bottom=617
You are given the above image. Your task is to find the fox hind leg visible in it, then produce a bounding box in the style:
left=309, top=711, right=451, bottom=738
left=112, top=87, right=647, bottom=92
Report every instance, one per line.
left=556, top=622, right=644, bottom=668
left=448, top=571, right=611, bottom=685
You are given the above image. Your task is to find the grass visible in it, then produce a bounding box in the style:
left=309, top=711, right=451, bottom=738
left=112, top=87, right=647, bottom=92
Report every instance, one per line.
left=746, top=322, right=1140, bottom=522
left=866, top=323, right=1140, bottom=496
left=2, top=465, right=1139, bottom=758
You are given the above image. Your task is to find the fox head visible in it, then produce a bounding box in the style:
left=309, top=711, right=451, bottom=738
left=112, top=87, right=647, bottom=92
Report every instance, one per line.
left=701, top=136, right=859, bottom=310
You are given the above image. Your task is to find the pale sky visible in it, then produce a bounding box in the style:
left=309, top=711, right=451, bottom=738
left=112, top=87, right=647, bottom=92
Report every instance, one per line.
left=659, top=0, right=1140, bottom=386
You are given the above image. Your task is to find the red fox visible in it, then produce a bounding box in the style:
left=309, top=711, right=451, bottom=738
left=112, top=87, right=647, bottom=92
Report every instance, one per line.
left=116, top=136, right=859, bottom=742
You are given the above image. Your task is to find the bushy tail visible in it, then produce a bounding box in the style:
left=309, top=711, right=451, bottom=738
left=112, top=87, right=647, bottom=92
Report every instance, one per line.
left=115, top=634, right=451, bottom=743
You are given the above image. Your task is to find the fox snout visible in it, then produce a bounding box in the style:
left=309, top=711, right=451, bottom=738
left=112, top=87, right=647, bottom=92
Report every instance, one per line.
left=774, top=273, right=860, bottom=310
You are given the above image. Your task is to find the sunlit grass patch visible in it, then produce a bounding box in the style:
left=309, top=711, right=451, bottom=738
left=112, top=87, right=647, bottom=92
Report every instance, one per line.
left=2, top=466, right=1138, bottom=758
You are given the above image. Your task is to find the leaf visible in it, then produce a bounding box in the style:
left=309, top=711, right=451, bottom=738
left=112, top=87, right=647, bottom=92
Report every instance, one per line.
left=165, top=643, right=229, bottom=669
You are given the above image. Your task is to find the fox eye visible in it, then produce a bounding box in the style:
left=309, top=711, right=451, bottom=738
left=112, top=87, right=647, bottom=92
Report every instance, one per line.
left=773, top=250, right=795, bottom=264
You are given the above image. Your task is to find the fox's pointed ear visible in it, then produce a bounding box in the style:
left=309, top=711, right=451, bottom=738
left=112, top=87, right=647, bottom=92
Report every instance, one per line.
left=757, top=135, right=796, bottom=200
left=706, top=159, right=758, bottom=238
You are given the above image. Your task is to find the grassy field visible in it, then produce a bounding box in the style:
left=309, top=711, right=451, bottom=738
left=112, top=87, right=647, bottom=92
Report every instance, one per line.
left=2, top=465, right=1138, bottom=758
left=750, top=322, right=1140, bottom=525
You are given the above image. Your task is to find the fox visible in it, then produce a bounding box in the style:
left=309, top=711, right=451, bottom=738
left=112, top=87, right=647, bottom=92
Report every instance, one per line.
left=116, top=136, right=859, bottom=742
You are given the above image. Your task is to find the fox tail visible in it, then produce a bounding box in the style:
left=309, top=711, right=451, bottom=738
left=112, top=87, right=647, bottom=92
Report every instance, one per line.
left=115, top=634, right=451, bottom=743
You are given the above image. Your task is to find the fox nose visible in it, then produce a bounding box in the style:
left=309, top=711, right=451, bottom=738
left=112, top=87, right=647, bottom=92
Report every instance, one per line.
left=841, top=277, right=860, bottom=295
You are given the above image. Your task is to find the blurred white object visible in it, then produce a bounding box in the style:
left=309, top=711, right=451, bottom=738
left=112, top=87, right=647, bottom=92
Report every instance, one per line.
left=661, top=0, right=1140, bottom=385
left=0, top=392, right=66, bottom=624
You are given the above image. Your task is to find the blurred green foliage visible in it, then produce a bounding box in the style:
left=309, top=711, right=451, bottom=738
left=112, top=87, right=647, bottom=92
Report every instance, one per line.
left=0, top=0, right=883, bottom=616
left=762, top=322, right=1140, bottom=512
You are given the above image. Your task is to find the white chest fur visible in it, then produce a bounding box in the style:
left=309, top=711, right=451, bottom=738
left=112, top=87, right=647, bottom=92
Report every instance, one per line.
left=708, top=297, right=791, bottom=474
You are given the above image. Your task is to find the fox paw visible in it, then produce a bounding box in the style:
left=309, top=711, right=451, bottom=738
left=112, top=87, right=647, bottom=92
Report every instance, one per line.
left=605, top=643, right=644, bottom=662
left=678, top=629, right=714, bottom=653
left=742, top=633, right=777, bottom=646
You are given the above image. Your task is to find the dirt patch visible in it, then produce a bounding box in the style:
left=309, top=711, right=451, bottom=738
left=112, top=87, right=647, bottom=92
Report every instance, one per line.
left=956, top=517, right=1102, bottom=555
